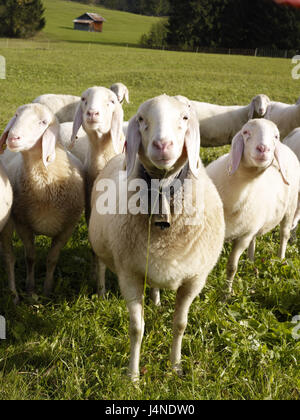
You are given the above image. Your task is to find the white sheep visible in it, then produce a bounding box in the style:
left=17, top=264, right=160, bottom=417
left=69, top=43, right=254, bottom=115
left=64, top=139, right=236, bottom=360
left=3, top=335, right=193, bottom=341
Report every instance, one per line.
left=88, top=94, right=225, bottom=380
left=0, top=103, right=85, bottom=297
left=71, top=86, right=125, bottom=216
left=206, top=119, right=300, bottom=295
left=0, top=162, right=15, bottom=300
left=110, top=83, right=130, bottom=105
left=191, top=94, right=271, bottom=147
left=265, top=100, right=300, bottom=139
left=33, top=94, right=81, bottom=123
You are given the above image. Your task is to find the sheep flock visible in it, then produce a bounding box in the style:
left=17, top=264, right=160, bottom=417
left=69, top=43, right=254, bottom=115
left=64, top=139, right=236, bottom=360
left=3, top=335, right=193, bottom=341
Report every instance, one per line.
left=0, top=84, right=300, bottom=381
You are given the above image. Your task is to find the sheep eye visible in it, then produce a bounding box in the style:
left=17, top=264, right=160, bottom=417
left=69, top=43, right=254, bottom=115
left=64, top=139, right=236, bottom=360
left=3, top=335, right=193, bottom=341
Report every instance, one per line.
left=41, top=120, right=48, bottom=125
left=81, top=97, right=85, bottom=101
left=138, top=116, right=143, bottom=123
left=111, top=100, right=115, bottom=105
left=183, top=116, right=189, bottom=121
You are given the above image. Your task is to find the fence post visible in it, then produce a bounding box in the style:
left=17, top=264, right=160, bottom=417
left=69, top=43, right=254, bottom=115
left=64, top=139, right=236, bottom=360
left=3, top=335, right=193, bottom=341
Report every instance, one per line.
left=255, top=48, right=258, bottom=57
left=0, top=316, right=6, bottom=340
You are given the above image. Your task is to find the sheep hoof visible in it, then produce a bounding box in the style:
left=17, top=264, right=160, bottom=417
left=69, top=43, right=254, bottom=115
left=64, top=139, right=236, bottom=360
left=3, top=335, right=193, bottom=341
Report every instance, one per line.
left=129, top=372, right=140, bottom=383
left=11, top=292, right=20, bottom=305
left=172, top=364, right=183, bottom=377
left=97, top=289, right=107, bottom=299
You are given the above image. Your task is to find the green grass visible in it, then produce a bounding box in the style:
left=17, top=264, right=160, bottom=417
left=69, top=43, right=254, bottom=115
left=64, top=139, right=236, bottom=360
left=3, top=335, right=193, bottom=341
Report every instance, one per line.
left=0, top=0, right=300, bottom=401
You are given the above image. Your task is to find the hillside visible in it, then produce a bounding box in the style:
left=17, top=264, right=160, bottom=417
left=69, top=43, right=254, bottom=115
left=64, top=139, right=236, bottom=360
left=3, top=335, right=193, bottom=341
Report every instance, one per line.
left=40, top=0, right=158, bottom=46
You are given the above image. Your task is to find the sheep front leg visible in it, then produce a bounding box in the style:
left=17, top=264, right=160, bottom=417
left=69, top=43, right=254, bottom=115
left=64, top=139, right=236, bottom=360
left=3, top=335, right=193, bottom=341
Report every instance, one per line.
left=119, top=275, right=145, bottom=381
left=171, top=279, right=203, bottom=374
left=227, top=236, right=253, bottom=296
left=279, top=216, right=292, bottom=260
left=0, top=219, right=18, bottom=303
left=150, top=288, right=161, bottom=306
left=44, top=226, right=74, bottom=296
left=96, top=258, right=106, bottom=297
left=15, top=223, right=36, bottom=294
left=247, top=237, right=256, bottom=262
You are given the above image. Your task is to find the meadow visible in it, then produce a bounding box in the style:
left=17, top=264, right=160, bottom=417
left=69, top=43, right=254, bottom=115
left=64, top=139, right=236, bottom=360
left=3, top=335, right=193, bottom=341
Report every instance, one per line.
left=0, top=0, right=299, bottom=400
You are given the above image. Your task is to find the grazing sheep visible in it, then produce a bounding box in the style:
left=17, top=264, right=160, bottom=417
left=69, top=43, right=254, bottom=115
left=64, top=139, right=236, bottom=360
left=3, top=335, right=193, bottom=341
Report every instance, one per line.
left=33, top=94, right=80, bottom=123
left=206, top=119, right=300, bottom=295
left=110, top=83, right=130, bottom=105
left=191, top=94, right=271, bottom=147
left=0, top=162, right=15, bottom=300
left=265, top=100, right=300, bottom=139
left=88, top=94, right=225, bottom=380
left=0, top=103, right=85, bottom=297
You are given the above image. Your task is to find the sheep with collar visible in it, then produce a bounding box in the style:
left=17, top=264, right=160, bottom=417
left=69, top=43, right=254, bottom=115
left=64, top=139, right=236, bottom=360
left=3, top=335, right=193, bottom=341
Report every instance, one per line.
left=88, top=94, right=225, bottom=380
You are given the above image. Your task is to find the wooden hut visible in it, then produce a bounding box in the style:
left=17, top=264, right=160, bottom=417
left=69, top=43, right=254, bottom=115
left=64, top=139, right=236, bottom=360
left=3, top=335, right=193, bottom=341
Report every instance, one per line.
left=73, top=13, right=106, bottom=32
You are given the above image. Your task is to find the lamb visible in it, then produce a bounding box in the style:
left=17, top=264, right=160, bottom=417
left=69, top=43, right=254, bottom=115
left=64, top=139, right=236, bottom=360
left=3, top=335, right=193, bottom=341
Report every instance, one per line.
left=206, top=119, right=300, bottom=295
left=88, top=94, right=225, bottom=380
left=33, top=94, right=81, bottom=123
left=265, top=100, right=300, bottom=139
left=110, top=83, right=130, bottom=105
left=190, top=94, right=271, bottom=147
left=0, top=162, right=15, bottom=300
left=0, top=103, right=85, bottom=297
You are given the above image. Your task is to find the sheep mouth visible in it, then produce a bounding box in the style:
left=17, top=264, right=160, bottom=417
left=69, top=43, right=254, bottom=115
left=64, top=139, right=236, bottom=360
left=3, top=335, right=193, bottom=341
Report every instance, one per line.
left=253, top=155, right=272, bottom=167
left=85, top=120, right=102, bottom=128
left=152, top=158, right=176, bottom=169
left=7, top=139, right=23, bottom=151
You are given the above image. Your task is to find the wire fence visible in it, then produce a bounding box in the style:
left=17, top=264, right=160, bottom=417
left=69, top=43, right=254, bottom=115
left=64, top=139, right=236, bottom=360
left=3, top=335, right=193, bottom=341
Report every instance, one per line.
left=142, top=44, right=299, bottom=59
left=0, top=37, right=298, bottom=59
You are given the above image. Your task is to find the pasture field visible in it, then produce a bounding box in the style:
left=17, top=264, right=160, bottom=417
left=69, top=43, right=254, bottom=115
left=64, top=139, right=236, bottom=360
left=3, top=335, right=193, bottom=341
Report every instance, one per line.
left=0, top=0, right=300, bottom=401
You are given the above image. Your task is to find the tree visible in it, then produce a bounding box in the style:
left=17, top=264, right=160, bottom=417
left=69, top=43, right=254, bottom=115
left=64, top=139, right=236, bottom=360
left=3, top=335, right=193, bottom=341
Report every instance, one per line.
left=0, top=0, right=45, bottom=39
left=166, top=0, right=300, bottom=50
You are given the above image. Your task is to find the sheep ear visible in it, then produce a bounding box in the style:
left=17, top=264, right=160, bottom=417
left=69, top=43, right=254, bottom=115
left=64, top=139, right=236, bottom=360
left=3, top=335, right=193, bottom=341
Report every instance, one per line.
left=0, top=116, right=17, bottom=154
left=275, top=140, right=289, bottom=185
left=228, top=132, right=244, bottom=175
left=42, top=124, right=57, bottom=168
left=71, top=105, right=83, bottom=147
left=111, top=102, right=124, bottom=155
left=124, top=89, right=130, bottom=104
left=126, top=116, right=142, bottom=177
left=248, top=101, right=255, bottom=120
left=185, top=115, right=200, bottom=178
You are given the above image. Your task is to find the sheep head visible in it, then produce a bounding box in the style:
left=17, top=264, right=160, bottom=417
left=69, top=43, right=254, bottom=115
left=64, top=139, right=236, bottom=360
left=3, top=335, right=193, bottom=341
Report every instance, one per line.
left=249, top=94, right=271, bottom=119
left=0, top=103, right=58, bottom=168
left=110, top=83, right=130, bottom=104
left=228, top=119, right=289, bottom=184
left=126, top=94, right=200, bottom=179
left=71, top=86, right=124, bottom=154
